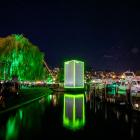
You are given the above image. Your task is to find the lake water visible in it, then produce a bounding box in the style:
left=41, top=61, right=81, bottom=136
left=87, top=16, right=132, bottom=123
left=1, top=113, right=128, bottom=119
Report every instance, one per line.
left=0, top=91, right=140, bottom=140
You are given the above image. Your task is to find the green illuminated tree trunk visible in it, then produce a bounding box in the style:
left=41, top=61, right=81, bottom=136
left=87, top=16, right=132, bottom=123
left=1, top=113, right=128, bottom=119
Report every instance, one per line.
left=0, top=34, right=47, bottom=81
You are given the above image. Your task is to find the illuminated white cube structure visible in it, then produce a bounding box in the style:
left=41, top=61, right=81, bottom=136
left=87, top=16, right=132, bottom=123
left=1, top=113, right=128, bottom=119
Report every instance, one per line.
left=64, top=60, right=84, bottom=89
left=63, top=94, right=85, bottom=130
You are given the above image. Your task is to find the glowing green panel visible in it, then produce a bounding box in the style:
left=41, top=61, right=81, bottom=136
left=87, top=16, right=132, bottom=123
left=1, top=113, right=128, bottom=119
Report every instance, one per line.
left=64, top=60, right=84, bottom=89
left=106, top=84, right=117, bottom=95
left=63, top=94, right=85, bottom=130
left=117, top=89, right=127, bottom=95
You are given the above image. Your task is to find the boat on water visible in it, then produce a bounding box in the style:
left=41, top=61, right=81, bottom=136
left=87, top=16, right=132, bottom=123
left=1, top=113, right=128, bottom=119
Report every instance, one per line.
left=121, top=71, right=135, bottom=81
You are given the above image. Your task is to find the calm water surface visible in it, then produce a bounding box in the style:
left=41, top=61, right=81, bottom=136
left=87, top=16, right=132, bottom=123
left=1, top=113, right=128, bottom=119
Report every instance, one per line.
left=0, top=91, right=140, bottom=140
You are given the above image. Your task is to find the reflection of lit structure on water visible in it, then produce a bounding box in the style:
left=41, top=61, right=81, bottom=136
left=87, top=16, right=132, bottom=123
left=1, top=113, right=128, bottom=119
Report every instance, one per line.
left=5, top=109, right=22, bottom=140
left=52, top=94, right=60, bottom=106
left=63, top=93, right=85, bottom=130
left=2, top=95, right=51, bottom=140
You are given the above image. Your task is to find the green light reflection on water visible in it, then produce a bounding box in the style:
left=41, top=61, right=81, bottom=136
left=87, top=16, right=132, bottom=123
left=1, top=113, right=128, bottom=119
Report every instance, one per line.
left=63, top=93, right=85, bottom=131
left=4, top=93, right=51, bottom=140
left=6, top=115, right=19, bottom=140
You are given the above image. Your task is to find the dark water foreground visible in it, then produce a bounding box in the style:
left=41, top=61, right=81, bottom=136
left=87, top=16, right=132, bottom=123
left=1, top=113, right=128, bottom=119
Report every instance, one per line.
left=0, top=91, right=140, bottom=140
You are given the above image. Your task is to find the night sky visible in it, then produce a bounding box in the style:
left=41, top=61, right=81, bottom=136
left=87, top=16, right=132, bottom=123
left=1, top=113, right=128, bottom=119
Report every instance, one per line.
left=0, top=0, right=140, bottom=71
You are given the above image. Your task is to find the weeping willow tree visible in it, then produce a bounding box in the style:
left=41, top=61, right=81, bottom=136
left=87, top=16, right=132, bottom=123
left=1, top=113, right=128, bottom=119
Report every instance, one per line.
left=0, top=34, right=48, bottom=81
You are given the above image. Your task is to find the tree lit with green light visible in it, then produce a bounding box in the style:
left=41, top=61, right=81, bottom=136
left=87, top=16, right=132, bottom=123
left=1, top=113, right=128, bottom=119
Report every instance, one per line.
left=0, top=34, right=48, bottom=80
